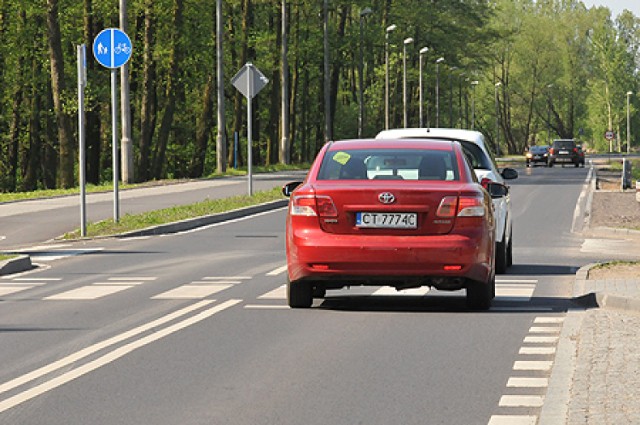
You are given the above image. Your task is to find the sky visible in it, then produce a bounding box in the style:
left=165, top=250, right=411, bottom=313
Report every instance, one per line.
left=581, top=0, right=640, bottom=18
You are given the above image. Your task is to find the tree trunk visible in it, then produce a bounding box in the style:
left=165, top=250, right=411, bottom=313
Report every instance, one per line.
left=138, top=0, right=156, bottom=181
left=46, top=0, right=74, bottom=188
left=152, top=0, right=183, bottom=179
left=190, top=74, right=214, bottom=177
left=84, top=0, right=102, bottom=185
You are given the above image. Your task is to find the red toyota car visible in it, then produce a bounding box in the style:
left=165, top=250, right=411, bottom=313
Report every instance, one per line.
left=282, top=138, right=503, bottom=310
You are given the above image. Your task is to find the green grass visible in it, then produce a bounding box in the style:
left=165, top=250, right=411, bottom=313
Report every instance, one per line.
left=0, top=163, right=309, bottom=203
left=62, top=186, right=287, bottom=239
left=591, top=260, right=640, bottom=270
left=603, top=159, right=640, bottom=180
left=0, top=254, right=17, bottom=262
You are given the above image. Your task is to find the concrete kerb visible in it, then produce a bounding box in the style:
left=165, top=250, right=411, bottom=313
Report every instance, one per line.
left=0, top=199, right=289, bottom=276
left=0, top=255, right=33, bottom=276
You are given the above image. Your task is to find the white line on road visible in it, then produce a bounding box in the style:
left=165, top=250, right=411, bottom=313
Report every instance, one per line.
left=513, top=360, right=553, bottom=371
left=0, top=300, right=240, bottom=413
left=487, top=415, right=537, bottom=425
left=44, top=285, right=133, bottom=300
left=266, top=265, right=287, bottom=276
left=506, top=377, right=549, bottom=388
left=499, top=395, right=544, bottom=407
left=152, top=284, right=232, bottom=299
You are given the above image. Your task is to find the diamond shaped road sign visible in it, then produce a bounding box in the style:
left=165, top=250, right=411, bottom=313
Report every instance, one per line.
left=231, top=62, right=269, bottom=99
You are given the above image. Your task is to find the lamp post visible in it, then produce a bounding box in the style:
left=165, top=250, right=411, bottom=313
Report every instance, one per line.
left=470, top=80, right=478, bottom=130
left=402, top=37, right=414, bottom=128
left=385, top=24, right=397, bottom=130
left=358, top=7, right=372, bottom=138
left=546, top=84, right=553, bottom=144
left=627, top=91, right=633, bottom=154
left=419, top=47, right=429, bottom=128
left=495, top=81, right=502, bottom=156
left=435, top=57, right=444, bottom=127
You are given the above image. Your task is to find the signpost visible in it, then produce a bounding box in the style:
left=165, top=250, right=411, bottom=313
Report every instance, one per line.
left=77, top=45, right=87, bottom=237
left=605, top=130, right=615, bottom=153
left=93, top=29, right=133, bottom=222
left=231, top=63, right=269, bottom=195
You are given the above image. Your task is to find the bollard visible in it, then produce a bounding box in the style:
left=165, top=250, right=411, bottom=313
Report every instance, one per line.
left=622, top=158, right=632, bottom=190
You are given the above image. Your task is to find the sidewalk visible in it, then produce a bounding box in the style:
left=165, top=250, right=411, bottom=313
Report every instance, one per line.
left=540, top=181, right=640, bottom=423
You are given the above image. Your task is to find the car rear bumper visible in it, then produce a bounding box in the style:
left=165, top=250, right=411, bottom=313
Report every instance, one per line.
left=550, top=155, right=578, bottom=163
left=287, top=229, right=492, bottom=289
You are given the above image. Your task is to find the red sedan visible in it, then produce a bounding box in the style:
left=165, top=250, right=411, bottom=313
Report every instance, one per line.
left=282, top=139, right=501, bottom=310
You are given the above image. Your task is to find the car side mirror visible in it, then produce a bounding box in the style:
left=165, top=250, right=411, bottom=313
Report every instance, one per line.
left=485, top=182, right=508, bottom=198
left=282, top=181, right=303, bottom=197
left=501, top=167, right=518, bottom=180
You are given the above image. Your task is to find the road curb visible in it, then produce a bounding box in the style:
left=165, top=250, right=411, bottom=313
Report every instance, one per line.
left=117, top=199, right=289, bottom=238
left=0, top=255, right=33, bottom=276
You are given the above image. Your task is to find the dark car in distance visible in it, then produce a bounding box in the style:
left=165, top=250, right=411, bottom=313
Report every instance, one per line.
left=525, top=145, right=549, bottom=167
left=548, top=139, right=583, bottom=167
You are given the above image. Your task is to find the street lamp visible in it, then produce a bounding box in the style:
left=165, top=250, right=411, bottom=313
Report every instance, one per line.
left=495, top=81, right=502, bottom=156
left=358, top=7, right=372, bottom=138
left=403, top=37, right=414, bottom=128
left=385, top=24, right=397, bottom=130
left=435, top=57, right=445, bottom=127
left=627, top=91, right=633, bottom=154
left=546, top=84, right=553, bottom=144
left=470, top=80, right=479, bottom=130
left=419, top=47, right=429, bottom=128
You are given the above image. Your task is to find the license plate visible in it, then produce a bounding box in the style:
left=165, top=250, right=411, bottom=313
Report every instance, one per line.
left=559, top=150, right=569, bottom=154
left=356, top=212, right=417, bottom=229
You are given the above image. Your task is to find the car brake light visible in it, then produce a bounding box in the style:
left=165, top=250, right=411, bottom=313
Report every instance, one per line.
left=291, top=195, right=337, bottom=217
left=436, top=195, right=485, bottom=218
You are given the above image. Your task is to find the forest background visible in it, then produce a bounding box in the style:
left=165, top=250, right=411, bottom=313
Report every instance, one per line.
left=0, top=0, right=638, bottom=192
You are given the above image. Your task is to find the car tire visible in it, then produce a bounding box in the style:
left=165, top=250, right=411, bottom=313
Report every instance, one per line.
left=574, top=162, right=579, bottom=168
left=548, top=161, right=554, bottom=167
left=466, top=277, right=493, bottom=310
left=495, top=235, right=508, bottom=274
left=287, top=278, right=313, bottom=308
left=506, top=233, right=513, bottom=268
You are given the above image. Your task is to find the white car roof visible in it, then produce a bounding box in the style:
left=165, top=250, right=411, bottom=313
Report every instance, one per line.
left=375, top=128, right=488, bottom=150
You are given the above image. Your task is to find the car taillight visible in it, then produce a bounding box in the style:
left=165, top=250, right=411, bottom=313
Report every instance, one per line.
left=437, top=195, right=485, bottom=218
left=291, top=195, right=337, bottom=217
left=549, top=148, right=554, bottom=155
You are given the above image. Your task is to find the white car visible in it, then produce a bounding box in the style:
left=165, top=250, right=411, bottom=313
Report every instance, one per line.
left=375, top=128, right=518, bottom=273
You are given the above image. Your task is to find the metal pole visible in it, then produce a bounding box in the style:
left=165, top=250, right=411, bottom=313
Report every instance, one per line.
left=78, top=45, right=87, bottom=237
left=248, top=68, right=253, bottom=196
left=384, top=24, right=396, bottom=130
left=216, top=0, right=226, bottom=173
left=111, top=68, right=120, bottom=222
left=323, top=0, right=331, bottom=141
left=419, top=52, right=423, bottom=128
left=403, top=43, right=407, bottom=128
left=627, top=91, right=632, bottom=154
left=280, top=0, right=290, bottom=162
left=495, top=81, right=501, bottom=156
left=436, top=63, right=440, bottom=127
left=119, top=0, right=133, bottom=183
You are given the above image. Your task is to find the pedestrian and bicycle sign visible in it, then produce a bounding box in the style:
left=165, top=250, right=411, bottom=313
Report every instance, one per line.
left=93, top=28, right=132, bottom=69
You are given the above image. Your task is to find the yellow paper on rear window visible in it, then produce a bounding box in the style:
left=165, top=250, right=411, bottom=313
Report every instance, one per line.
left=333, top=151, right=351, bottom=165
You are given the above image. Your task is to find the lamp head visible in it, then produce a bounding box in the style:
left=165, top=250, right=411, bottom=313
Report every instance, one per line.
left=419, top=47, right=429, bottom=55
left=386, top=24, right=397, bottom=33
left=404, top=37, right=414, bottom=45
left=436, top=57, right=445, bottom=64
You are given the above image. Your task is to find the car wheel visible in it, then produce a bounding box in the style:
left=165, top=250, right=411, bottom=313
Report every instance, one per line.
left=526, top=161, right=530, bottom=167
left=466, top=277, right=493, bottom=310
left=574, top=162, right=579, bottom=168
left=548, top=161, right=554, bottom=167
left=506, top=233, right=513, bottom=268
left=287, top=278, right=313, bottom=308
left=495, top=235, right=508, bottom=274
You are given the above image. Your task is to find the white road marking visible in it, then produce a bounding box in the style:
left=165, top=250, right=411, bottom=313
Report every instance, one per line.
left=0, top=300, right=240, bottom=413
left=190, top=280, right=242, bottom=285
left=534, top=317, right=565, bottom=324
left=495, top=284, right=536, bottom=301
left=244, top=305, right=288, bottom=310
left=0, top=286, right=32, bottom=296
left=513, top=360, right=553, bottom=371
left=203, top=276, right=251, bottom=280
left=523, top=336, right=559, bottom=344
left=0, top=282, right=47, bottom=286
left=107, top=277, right=157, bottom=281
left=528, top=326, right=561, bottom=334
left=499, top=395, right=544, bottom=407
left=266, top=265, right=288, bottom=276
left=10, top=278, right=61, bottom=281
left=487, top=416, right=537, bottom=425
left=93, top=281, right=146, bottom=286
left=45, top=285, right=133, bottom=300
left=506, top=377, right=549, bottom=388
left=152, top=284, right=232, bottom=300
left=496, top=279, right=538, bottom=284
left=372, top=286, right=431, bottom=296
left=259, top=285, right=287, bottom=299
left=519, top=346, right=556, bottom=355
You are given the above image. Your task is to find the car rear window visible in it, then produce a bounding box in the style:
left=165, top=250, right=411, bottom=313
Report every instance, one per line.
left=317, top=149, right=460, bottom=181
left=553, top=140, right=575, bottom=150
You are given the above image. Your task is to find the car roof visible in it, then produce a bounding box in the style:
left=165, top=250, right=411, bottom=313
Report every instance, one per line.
left=328, top=138, right=457, bottom=151
left=375, top=127, right=489, bottom=150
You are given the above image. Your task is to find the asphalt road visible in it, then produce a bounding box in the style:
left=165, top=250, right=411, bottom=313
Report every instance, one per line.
left=0, top=165, right=630, bottom=424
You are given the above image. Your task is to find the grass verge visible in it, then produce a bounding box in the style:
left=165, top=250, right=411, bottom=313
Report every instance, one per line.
left=0, top=254, right=17, bottom=261
left=62, top=187, right=286, bottom=239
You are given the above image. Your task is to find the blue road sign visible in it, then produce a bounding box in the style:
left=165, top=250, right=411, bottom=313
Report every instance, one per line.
left=93, top=28, right=132, bottom=69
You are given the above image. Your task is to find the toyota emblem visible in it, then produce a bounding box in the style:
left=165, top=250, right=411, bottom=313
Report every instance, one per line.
left=378, top=192, right=396, bottom=204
